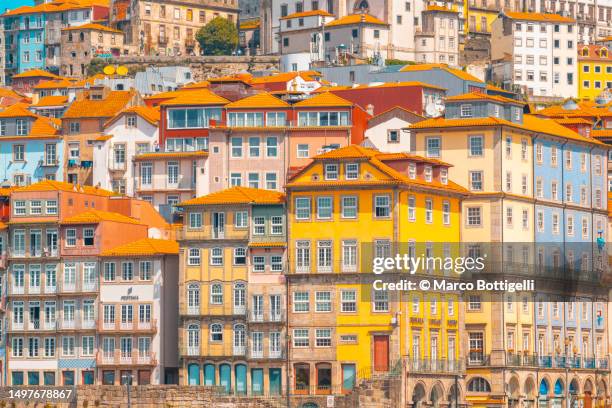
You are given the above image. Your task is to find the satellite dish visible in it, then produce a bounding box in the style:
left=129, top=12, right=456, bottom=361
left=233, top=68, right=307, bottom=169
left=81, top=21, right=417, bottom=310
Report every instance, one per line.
left=117, top=66, right=128, bottom=76
left=103, top=65, right=116, bottom=75
left=425, top=103, right=437, bottom=117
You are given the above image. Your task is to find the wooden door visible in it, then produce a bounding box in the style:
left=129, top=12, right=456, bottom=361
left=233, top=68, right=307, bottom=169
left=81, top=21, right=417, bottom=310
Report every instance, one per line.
left=373, top=335, right=390, bottom=371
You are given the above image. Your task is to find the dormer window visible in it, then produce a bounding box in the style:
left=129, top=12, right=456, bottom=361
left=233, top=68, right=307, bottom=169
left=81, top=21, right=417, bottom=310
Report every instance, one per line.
left=345, top=163, right=359, bottom=180
left=601, top=48, right=608, bottom=58
left=324, top=163, right=338, bottom=180
left=126, top=115, right=137, bottom=128
left=581, top=47, right=589, bottom=57
left=441, top=168, right=448, bottom=185
left=408, top=163, right=416, bottom=179
left=424, top=166, right=433, bottom=182
left=16, top=119, right=27, bottom=136
left=460, top=104, right=473, bottom=118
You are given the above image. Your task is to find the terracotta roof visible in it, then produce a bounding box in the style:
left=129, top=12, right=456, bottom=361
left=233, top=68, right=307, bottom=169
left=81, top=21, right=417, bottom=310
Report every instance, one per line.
left=160, top=89, right=230, bottom=106
left=446, top=92, right=525, bottom=105
left=368, top=105, right=424, bottom=122
left=105, top=105, right=160, bottom=128
left=425, top=5, right=459, bottom=12
left=2, top=0, right=109, bottom=16
left=179, top=186, right=285, bottom=206
left=578, top=44, right=612, bottom=61
left=63, top=90, right=134, bottom=118
left=325, top=13, right=388, bottom=27
left=248, top=242, right=286, bottom=248
left=411, top=115, right=607, bottom=146
left=293, top=92, right=353, bottom=107
left=32, top=95, right=69, bottom=107
left=62, top=23, right=122, bottom=33
left=34, top=78, right=76, bottom=90
left=30, top=116, right=62, bottom=137
left=399, top=63, right=484, bottom=83
left=280, top=9, right=333, bottom=19
left=552, top=117, right=594, bottom=125
left=592, top=129, right=612, bottom=138
left=225, top=92, right=290, bottom=109
left=0, top=103, right=38, bottom=119
left=239, top=19, right=260, bottom=30
left=15, top=180, right=117, bottom=196
left=133, top=151, right=208, bottom=161
left=486, top=84, right=511, bottom=93
left=288, top=145, right=467, bottom=193
left=318, top=81, right=447, bottom=92
left=101, top=238, right=179, bottom=257
left=94, top=135, right=113, bottom=141
left=181, top=81, right=210, bottom=89
left=504, top=11, right=575, bottom=23
left=62, top=209, right=142, bottom=225
left=0, top=187, right=15, bottom=197
left=12, top=69, right=63, bottom=80
left=0, top=87, right=30, bottom=101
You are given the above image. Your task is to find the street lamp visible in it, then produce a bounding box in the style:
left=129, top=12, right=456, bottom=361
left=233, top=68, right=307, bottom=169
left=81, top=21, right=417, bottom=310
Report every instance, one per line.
left=121, top=372, right=133, bottom=408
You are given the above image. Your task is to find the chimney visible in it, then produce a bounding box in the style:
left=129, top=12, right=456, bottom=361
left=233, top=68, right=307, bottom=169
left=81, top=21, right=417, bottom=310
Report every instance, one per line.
left=361, top=13, right=366, bottom=22
left=366, top=104, right=374, bottom=115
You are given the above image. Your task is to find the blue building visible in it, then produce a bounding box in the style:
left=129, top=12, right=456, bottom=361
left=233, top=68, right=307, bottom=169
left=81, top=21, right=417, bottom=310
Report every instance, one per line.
left=1, top=0, right=104, bottom=78
left=0, top=104, right=63, bottom=185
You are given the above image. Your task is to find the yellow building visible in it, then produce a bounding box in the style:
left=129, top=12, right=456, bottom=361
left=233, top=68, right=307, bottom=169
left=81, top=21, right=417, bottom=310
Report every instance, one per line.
left=578, top=44, right=612, bottom=101
left=286, top=145, right=467, bottom=402
left=177, top=187, right=287, bottom=396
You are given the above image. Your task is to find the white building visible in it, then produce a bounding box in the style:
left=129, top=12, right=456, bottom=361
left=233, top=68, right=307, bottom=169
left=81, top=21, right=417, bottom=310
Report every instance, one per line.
left=521, top=0, right=612, bottom=42
left=97, top=238, right=179, bottom=385
left=415, top=6, right=460, bottom=66
left=364, top=106, right=424, bottom=152
left=93, top=106, right=160, bottom=196
left=491, top=11, right=578, bottom=98
left=262, top=0, right=465, bottom=61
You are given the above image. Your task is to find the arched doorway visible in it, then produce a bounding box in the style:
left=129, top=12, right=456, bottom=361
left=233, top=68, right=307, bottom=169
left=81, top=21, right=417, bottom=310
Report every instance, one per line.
left=412, top=383, right=426, bottom=408
left=569, top=378, right=580, bottom=408
left=524, top=377, right=536, bottom=408
left=584, top=379, right=594, bottom=408
left=509, top=376, right=520, bottom=408
left=187, top=363, right=200, bottom=385
left=540, top=378, right=551, bottom=408
left=448, top=383, right=460, bottom=408
left=553, top=379, right=565, bottom=408
left=431, top=383, right=444, bottom=408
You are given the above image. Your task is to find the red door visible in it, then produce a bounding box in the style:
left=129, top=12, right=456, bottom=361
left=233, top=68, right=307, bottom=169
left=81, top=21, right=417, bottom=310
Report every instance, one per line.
left=373, top=335, right=389, bottom=371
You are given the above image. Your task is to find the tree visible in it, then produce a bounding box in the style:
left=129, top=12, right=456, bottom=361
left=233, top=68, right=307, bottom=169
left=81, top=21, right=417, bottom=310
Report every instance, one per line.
left=196, top=17, right=239, bottom=56
left=86, top=58, right=107, bottom=76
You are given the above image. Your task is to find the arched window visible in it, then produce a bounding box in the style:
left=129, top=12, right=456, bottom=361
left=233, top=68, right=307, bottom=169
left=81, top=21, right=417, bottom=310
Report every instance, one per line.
left=601, top=48, right=608, bottom=58
left=233, top=282, right=246, bottom=312
left=210, top=283, right=223, bottom=304
left=187, top=323, right=200, bottom=350
left=79, top=32, right=84, bottom=42
left=210, top=323, right=223, bottom=341
left=582, top=47, right=589, bottom=57
left=187, top=283, right=200, bottom=312
left=468, top=377, right=491, bottom=392
left=233, top=323, right=246, bottom=353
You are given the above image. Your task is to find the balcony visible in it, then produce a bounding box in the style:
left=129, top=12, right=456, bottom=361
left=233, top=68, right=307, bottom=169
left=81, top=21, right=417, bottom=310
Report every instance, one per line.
left=43, top=320, right=57, bottom=330
left=29, top=285, right=41, bottom=295
left=233, top=345, right=246, bottom=356
left=97, top=351, right=157, bottom=366
left=467, top=352, right=489, bottom=366
left=233, top=305, right=246, bottom=316
left=10, top=321, right=24, bottom=331
left=62, top=243, right=101, bottom=257
left=11, top=285, right=25, bottom=295
left=59, top=279, right=98, bottom=293
left=248, top=309, right=284, bottom=323
left=60, top=320, right=75, bottom=330
left=406, top=358, right=464, bottom=374
left=28, top=319, right=40, bottom=330
left=250, top=348, right=264, bottom=359
left=186, top=306, right=199, bottom=315
left=108, top=159, right=127, bottom=172
left=99, top=319, right=157, bottom=333
left=82, top=320, right=96, bottom=330
left=41, top=158, right=59, bottom=167
left=186, top=346, right=199, bottom=356
left=269, top=349, right=283, bottom=359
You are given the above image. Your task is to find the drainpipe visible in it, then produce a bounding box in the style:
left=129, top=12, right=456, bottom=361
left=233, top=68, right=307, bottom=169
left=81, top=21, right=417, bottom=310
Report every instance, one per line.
left=499, top=125, right=507, bottom=407
left=285, top=194, right=290, bottom=408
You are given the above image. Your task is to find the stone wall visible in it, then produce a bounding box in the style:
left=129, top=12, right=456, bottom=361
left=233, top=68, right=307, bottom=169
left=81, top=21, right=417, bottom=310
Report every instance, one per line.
left=109, top=56, right=280, bottom=82
left=0, top=378, right=400, bottom=408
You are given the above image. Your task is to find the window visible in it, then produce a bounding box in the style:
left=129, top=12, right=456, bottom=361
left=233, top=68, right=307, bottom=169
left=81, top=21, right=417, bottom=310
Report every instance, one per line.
left=317, top=197, right=333, bottom=219
left=83, top=228, right=94, bottom=246
left=442, top=201, right=450, bottom=225
left=121, top=261, right=133, bottom=280
left=252, top=256, right=265, bottom=272
left=293, top=329, right=309, bottom=347
left=469, top=136, right=483, bottom=156
left=373, top=290, right=389, bottom=312
left=297, top=144, right=309, bottom=158
left=341, top=196, right=357, bottom=218
left=345, top=163, right=359, bottom=180
left=467, top=207, right=481, bottom=226
left=425, top=199, right=433, bottom=223
left=65, top=229, right=76, bottom=247
left=104, top=262, right=116, bottom=281
left=315, top=291, right=332, bottom=312
left=374, top=195, right=390, bottom=218
left=388, top=130, right=399, bottom=143
left=234, top=248, right=247, bottom=265
left=13, top=144, right=24, bottom=161
left=13, top=200, right=26, bottom=215
left=248, top=173, right=259, bottom=188
left=295, top=197, right=311, bottom=220
left=293, top=292, right=309, bottom=312
left=408, top=196, right=416, bottom=221
left=234, top=211, right=248, bottom=228
left=341, top=290, right=357, bottom=312
left=460, top=104, right=473, bottom=117
left=189, top=213, right=202, bottom=228
left=266, top=137, right=278, bottom=157
left=253, top=217, right=265, bottom=235
left=324, top=163, right=338, bottom=180
left=426, top=137, right=440, bottom=157
left=210, top=248, right=223, bottom=265
left=210, top=323, right=223, bottom=341
left=469, top=171, right=483, bottom=191
left=248, top=137, right=260, bottom=157
left=315, top=329, right=332, bottom=347
left=210, top=283, right=223, bottom=304
left=140, top=261, right=152, bottom=280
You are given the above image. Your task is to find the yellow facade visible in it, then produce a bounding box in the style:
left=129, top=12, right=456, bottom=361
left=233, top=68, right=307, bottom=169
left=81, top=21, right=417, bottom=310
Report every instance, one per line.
left=466, top=7, right=498, bottom=35
left=286, top=145, right=467, bottom=392
left=577, top=45, right=612, bottom=101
